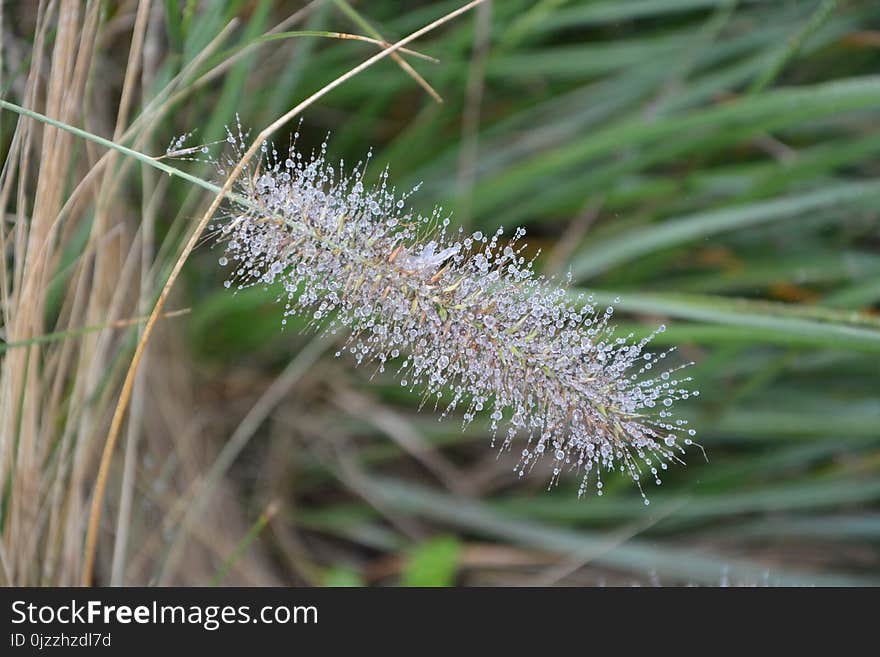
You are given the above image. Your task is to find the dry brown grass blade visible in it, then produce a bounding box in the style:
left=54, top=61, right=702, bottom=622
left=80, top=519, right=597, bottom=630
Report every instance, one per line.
left=332, top=385, right=469, bottom=495
left=88, top=0, right=152, bottom=588
left=332, top=33, right=439, bottom=63
left=332, top=0, right=443, bottom=103
left=155, top=336, right=329, bottom=584
left=0, top=0, right=102, bottom=586
left=80, top=0, right=487, bottom=586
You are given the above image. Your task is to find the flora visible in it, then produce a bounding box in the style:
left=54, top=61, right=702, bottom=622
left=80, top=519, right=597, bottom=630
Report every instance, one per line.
left=214, top=125, right=698, bottom=502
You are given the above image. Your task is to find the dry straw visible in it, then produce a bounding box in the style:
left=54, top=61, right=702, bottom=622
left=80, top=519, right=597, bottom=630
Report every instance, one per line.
left=80, top=0, right=489, bottom=588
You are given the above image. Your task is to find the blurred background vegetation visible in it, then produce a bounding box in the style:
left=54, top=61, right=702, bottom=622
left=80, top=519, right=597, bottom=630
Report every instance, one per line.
left=1, top=0, right=879, bottom=586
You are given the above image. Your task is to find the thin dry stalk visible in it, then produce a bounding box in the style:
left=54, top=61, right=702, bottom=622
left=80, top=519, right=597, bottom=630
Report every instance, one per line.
left=81, top=0, right=487, bottom=586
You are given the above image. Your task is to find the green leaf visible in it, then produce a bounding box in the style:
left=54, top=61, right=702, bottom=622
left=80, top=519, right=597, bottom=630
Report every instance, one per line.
left=366, top=477, right=880, bottom=586
left=571, top=181, right=880, bottom=279
left=577, top=290, right=880, bottom=353
left=401, top=536, right=461, bottom=587
left=324, top=567, right=365, bottom=587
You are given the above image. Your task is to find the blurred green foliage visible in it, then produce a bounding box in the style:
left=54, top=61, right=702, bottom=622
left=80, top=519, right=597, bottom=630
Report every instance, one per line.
left=401, top=536, right=461, bottom=586
left=174, top=0, right=880, bottom=586
left=15, top=0, right=875, bottom=585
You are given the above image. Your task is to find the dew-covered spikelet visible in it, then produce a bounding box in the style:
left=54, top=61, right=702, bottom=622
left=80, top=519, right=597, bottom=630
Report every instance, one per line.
left=209, top=123, right=699, bottom=502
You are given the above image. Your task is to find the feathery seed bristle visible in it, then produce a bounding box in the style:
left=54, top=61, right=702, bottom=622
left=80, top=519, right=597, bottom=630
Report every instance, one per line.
left=211, top=125, right=700, bottom=500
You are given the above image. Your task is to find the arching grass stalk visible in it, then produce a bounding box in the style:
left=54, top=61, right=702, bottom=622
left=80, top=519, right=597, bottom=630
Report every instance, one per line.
left=0, top=100, right=226, bottom=196
left=78, top=0, right=487, bottom=587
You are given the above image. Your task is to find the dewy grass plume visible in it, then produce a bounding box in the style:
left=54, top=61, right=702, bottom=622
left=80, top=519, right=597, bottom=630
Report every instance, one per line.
left=211, top=123, right=699, bottom=502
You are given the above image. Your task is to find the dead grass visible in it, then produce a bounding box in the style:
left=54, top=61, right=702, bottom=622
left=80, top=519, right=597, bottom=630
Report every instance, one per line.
left=0, top=0, right=484, bottom=587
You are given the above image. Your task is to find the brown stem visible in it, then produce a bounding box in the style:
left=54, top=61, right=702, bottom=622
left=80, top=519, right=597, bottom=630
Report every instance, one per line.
left=80, top=0, right=486, bottom=587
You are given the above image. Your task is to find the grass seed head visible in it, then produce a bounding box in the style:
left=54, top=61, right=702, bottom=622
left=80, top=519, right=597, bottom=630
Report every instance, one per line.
left=213, top=128, right=699, bottom=501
